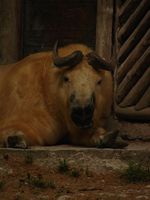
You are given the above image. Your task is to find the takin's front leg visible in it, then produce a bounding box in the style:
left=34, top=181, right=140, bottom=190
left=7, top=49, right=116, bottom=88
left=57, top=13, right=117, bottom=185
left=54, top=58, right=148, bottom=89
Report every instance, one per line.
left=94, top=128, right=128, bottom=148
left=71, top=128, right=128, bottom=148
left=0, top=118, right=64, bottom=148
left=0, top=129, right=28, bottom=149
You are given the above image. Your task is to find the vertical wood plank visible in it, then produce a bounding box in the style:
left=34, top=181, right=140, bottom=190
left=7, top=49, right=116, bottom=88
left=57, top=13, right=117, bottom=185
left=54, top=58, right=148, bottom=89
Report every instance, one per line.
left=0, top=0, right=21, bottom=64
left=96, top=0, right=114, bottom=61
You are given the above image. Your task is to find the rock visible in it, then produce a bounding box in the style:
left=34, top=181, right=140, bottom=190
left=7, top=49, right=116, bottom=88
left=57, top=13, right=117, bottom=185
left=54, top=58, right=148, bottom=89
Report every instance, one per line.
left=7, top=168, right=13, bottom=175
left=14, top=192, right=23, bottom=200
left=0, top=167, right=13, bottom=175
left=136, top=196, right=149, bottom=199
left=145, top=185, right=150, bottom=188
left=57, top=195, right=71, bottom=200
left=118, top=194, right=128, bottom=198
left=38, top=195, right=50, bottom=200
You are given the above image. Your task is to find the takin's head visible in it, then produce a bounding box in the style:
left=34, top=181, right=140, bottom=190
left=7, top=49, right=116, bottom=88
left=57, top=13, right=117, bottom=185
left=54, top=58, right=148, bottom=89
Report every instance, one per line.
left=52, top=42, right=113, bottom=129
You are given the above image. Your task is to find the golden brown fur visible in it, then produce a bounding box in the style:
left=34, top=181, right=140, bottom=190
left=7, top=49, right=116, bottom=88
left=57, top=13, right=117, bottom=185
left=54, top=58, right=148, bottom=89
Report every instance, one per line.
left=0, top=44, right=113, bottom=147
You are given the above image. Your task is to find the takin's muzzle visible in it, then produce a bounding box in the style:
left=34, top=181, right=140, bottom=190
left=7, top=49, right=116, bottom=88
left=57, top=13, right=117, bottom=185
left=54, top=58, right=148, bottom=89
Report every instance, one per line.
left=70, top=95, right=95, bottom=129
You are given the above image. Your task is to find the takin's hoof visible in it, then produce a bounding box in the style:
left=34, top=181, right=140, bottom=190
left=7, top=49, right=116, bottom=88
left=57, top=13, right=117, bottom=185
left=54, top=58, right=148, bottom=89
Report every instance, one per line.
left=98, top=130, right=128, bottom=149
left=4, top=131, right=28, bottom=149
left=113, top=136, right=128, bottom=148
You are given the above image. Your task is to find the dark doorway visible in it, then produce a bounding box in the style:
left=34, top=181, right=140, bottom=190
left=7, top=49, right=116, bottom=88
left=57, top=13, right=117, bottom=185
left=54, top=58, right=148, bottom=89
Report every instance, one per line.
left=22, top=0, right=97, bottom=57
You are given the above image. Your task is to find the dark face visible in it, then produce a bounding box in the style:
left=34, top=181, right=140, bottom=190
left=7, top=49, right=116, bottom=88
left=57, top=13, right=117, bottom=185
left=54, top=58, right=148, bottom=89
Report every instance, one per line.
left=60, top=61, right=103, bottom=129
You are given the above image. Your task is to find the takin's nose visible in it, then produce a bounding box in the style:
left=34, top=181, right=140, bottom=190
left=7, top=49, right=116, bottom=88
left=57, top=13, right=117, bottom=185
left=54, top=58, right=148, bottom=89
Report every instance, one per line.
left=70, top=94, right=95, bottom=129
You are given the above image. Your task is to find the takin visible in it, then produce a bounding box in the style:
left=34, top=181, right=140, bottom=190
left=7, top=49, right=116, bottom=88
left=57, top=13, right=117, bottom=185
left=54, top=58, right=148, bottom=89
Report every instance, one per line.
left=0, top=42, right=127, bottom=148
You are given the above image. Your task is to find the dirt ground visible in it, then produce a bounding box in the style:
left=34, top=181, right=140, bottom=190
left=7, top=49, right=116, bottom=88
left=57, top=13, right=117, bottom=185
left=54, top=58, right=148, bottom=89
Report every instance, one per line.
left=0, top=120, right=150, bottom=200
left=0, top=153, right=150, bottom=200
left=118, top=122, right=150, bottom=141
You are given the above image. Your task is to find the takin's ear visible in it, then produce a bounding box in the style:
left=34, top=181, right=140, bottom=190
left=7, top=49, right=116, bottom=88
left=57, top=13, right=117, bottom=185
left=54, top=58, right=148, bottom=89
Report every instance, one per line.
left=86, top=52, right=114, bottom=74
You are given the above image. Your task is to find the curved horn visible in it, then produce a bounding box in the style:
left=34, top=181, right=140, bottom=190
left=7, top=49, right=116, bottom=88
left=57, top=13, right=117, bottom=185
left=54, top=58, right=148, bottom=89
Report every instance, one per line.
left=53, top=41, right=83, bottom=67
left=86, top=52, right=114, bottom=73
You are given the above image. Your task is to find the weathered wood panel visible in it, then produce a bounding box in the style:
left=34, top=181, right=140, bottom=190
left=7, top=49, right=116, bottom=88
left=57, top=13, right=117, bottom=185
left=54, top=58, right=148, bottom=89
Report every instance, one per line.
left=118, top=0, right=150, bottom=44
left=120, top=67, right=150, bottom=107
left=96, top=0, right=114, bottom=61
left=0, top=0, right=21, bottom=64
left=115, top=0, right=150, bottom=121
left=117, top=29, right=150, bottom=84
left=119, top=0, right=141, bottom=26
left=118, top=10, right=150, bottom=64
left=135, top=87, right=150, bottom=110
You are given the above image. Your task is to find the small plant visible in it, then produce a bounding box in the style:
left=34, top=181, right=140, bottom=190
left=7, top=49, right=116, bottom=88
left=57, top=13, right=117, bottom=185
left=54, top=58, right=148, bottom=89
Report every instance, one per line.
left=27, top=173, right=56, bottom=189
left=24, top=152, right=33, bottom=164
left=58, top=159, right=69, bottom=174
left=121, top=161, right=150, bottom=183
left=85, top=167, right=92, bottom=177
left=3, top=154, right=9, bottom=160
left=0, top=180, right=5, bottom=190
left=70, top=169, right=80, bottom=178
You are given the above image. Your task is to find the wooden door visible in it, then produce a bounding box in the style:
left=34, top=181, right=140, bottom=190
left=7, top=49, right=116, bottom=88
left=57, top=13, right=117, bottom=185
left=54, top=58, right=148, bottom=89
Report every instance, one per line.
left=115, top=0, right=150, bottom=121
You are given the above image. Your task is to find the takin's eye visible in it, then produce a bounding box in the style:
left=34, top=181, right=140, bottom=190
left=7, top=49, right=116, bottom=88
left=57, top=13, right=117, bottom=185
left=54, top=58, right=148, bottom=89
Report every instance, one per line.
left=97, top=79, right=102, bottom=85
left=63, top=75, right=69, bottom=83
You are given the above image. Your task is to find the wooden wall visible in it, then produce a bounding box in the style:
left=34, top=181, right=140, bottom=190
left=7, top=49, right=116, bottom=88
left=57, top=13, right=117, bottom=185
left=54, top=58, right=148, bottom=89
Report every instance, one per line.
left=114, top=0, right=150, bottom=121
left=96, top=0, right=114, bottom=62
left=0, top=0, right=21, bottom=64
left=22, top=0, right=97, bottom=57
left=0, top=0, right=113, bottom=64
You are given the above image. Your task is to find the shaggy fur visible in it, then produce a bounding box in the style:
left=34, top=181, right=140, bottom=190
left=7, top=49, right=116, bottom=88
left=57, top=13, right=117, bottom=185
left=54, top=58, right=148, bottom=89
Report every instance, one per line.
left=0, top=44, right=113, bottom=147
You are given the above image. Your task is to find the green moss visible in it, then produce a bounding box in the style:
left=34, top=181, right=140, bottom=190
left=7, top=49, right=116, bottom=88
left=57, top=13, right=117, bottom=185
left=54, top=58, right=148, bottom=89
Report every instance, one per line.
left=27, top=173, right=56, bottom=189
left=58, top=159, right=69, bottom=174
left=24, top=152, right=33, bottom=164
left=0, top=180, right=5, bottom=190
left=121, top=161, right=150, bottom=183
left=70, top=169, right=80, bottom=177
